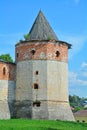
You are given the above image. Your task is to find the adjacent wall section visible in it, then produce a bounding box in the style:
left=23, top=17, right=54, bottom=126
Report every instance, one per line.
left=0, top=61, right=15, bottom=119
left=0, top=80, right=15, bottom=119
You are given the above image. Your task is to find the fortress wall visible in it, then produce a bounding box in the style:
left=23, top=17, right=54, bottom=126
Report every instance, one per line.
left=0, top=101, right=10, bottom=119
left=0, top=80, right=15, bottom=119
left=0, top=62, right=16, bottom=119
left=0, top=62, right=15, bottom=80
left=0, top=80, right=15, bottom=101
left=0, top=61, right=16, bottom=101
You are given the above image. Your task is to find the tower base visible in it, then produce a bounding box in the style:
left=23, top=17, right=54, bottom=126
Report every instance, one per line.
left=14, top=100, right=75, bottom=121
left=48, top=101, right=75, bottom=121
left=0, top=101, right=10, bottom=119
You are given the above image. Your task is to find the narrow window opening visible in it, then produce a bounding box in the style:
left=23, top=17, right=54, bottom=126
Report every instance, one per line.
left=17, top=53, right=19, bottom=58
left=34, top=83, right=38, bottom=89
left=56, top=51, right=60, bottom=57
left=3, top=67, right=6, bottom=75
left=31, top=49, right=36, bottom=55
left=35, top=71, right=39, bottom=75
left=33, top=101, right=41, bottom=107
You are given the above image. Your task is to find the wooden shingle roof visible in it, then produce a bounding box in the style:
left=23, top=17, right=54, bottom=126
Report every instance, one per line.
left=28, top=10, right=58, bottom=41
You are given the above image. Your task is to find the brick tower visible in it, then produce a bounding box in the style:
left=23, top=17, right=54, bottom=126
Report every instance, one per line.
left=15, top=10, right=75, bottom=121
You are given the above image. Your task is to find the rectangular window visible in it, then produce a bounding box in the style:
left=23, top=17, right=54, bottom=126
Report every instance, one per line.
left=34, top=83, right=38, bottom=89
left=35, top=71, right=39, bottom=75
left=33, top=102, right=41, bottom=107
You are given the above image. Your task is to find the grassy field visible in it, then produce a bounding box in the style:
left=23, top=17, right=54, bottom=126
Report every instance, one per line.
left=0, top=119, right=87, bottom=130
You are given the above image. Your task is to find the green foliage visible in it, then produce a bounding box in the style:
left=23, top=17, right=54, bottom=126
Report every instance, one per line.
left=24, top=33, right=30, bottom=40
left=0, top=119, right=87, bottom=130
left=0, top=54, right=13, bottom=62
left=74, top=106, right=83, bottom=113
left=69, top=95, right=87, bottom=112
left=47, top=36, right=51, bottom=40
left=19, top=33, right=30, bottom=42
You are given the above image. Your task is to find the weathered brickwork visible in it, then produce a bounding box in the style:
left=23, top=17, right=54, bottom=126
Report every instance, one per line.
left=0, top=61, right=15, bottom=81
left=16, top=41, right=68, bottom=62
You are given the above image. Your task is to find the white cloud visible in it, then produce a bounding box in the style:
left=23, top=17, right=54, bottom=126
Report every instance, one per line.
left=80, top=62, right=87, bottom=77
left=69, top=71, right=87, bottom=87
left=82, top=72, right=87, bottom=77
left=77, top=79, right=87, bottom=86
left=81, top=62, right=87, bottom=68
left=69, top=72, right=77, bottom=81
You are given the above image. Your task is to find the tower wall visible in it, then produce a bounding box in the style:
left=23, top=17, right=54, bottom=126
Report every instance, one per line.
left=0, top=61, right=15, bottom=119
left=47, top=61, right=74, bottom=120
left=15, top=41, right=75, bottom=121
left=15, top=60, right=48, bottom=119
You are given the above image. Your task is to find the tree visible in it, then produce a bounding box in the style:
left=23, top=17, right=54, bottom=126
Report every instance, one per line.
left=0, top=54, right=13, bottom=62
left=69, top=94, right=87, bottom=112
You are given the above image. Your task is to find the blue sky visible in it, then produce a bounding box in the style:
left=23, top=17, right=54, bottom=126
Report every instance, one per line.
left=0, top=0, right=87, bottom=98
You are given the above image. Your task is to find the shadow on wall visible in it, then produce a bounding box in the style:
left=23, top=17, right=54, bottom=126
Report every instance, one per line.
left=8, top=80, right=16, bottom=118
left=0, top=80, right=15, bottom=119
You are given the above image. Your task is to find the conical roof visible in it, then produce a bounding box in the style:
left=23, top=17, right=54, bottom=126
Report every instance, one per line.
left=28, top=10, right=58, bottom=40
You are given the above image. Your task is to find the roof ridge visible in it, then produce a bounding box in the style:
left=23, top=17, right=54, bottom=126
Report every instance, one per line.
left=0, top=59, right=15, bottom=64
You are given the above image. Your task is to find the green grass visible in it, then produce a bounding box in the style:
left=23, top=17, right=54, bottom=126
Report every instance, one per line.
left=0, top=119, right=87, bottom=130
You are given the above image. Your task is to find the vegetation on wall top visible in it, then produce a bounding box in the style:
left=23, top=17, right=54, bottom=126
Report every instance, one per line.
left=0, top=54, right=13, bottom=62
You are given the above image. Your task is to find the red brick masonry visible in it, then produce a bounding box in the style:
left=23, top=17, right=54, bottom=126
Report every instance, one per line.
left=0, top=61, right=15, bottom=80
left=16, top=40, right=68, bottom=63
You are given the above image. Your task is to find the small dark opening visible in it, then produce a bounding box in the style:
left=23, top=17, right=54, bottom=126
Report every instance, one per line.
left=56, top=51, right=60, bottom=57
left=33, top=102, right=41, bottom=107
left=34, top=83, right=38, bottom=89
left=3, top=67, right=6, bottom=75
left=17, top=53, right=19, bottom=58
left=35, top=71, right=39, bottom=75
left=31, top=49, right=36, bottom=55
